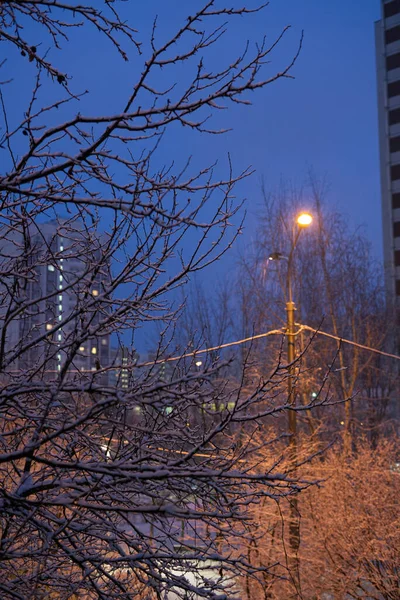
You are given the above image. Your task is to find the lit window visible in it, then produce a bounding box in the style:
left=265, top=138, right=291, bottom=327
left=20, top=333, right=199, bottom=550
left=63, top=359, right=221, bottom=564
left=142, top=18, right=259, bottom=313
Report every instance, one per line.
left=60, top=265, right=63, bottom=270
left=60, top=258, right=64, bottom=262
left=92, top=290, right=99, bottom=296
left=58, top=315, right=62, bottom=321
left=59, top=275, right=63, bottom=282
left=48, top=265, right=55, bottom=272
left=60, top=245, right=64, bottom=251
left=57, top=364, right=61, bottom=371
left=59, top=304, right=62, bottom=311
left=46, top=323, right=52, bottom=331
left=57, top=354, right=61, bottom=361
left=59, top=295, right=62, bottom=301
left=59, top=284, right=63, bottom=290
left=101, top=339, right=107, bottom=346
left=79, top=346, right=85, bottom=352
left=58, top=334, right=62, bottom=341
left=91, top=347, right=97, bottom=355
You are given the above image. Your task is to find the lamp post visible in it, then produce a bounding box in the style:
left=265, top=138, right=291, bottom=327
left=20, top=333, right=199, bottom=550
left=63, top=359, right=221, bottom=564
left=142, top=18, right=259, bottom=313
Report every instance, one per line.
left=268, top=211, right=312, bottom=589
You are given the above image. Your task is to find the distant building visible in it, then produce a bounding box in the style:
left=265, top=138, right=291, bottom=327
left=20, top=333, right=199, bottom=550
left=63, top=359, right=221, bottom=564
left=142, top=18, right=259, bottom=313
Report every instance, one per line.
left=110, top=345, right=139, bottom=389
left=0, top=220, right=110, bottom=381
left=375, top=1, right=400, bottom=320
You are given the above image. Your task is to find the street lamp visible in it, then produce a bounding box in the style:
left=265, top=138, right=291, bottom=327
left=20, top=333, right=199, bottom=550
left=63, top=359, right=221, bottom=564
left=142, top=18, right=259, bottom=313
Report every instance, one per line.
left=296, top=212, right=312, bottom=227
left=268, top=211, right=312, bottom=586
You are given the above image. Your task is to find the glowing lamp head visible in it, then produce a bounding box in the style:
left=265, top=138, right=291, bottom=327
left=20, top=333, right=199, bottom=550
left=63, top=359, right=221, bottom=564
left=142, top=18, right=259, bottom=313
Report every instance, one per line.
left=195, top=360, right=203, bottom=367
left=297, top=212, right=313, bottom=227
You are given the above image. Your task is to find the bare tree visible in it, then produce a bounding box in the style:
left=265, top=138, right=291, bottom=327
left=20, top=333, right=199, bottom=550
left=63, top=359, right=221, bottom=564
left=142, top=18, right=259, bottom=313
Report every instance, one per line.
left=0, top=2, right=315, bottom=598
left=300, top=440, right=400, bottom=600
left=237, top=179, right=397, bottom=446
left=236, top=438, right=400, bottom=600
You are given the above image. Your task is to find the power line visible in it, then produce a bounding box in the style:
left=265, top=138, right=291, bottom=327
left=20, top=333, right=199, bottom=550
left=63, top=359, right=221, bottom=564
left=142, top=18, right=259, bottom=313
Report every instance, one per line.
left=139, top=323, right=400, bottom=368
left=299, top=324, right=400, bottom=361
left=7, top=324, right=398, bottom=376
left=140, top=328, right=284, bottom=366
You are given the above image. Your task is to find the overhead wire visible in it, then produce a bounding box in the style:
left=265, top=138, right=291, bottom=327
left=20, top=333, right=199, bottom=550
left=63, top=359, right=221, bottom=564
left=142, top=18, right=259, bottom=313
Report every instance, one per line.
left=299, top=324, right=400, bottom=361
left=139, top=323, right=400, bottom=367
left=140, top=328, right=284, bottom=366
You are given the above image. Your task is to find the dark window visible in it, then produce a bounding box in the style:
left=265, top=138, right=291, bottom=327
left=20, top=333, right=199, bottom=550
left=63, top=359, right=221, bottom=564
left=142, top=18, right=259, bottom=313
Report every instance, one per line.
left=391, top=164, right=400, bottom=180
left=388, top=80, right=400, bottom=97
left=390, top=136, right=400, bottom=152
left=386, top=52, right=400, bottom=70
left=386, top=25, right=400, bottom=45
left=394, top=221, right=400, bottom=237
left=395, top=250, right=400, bottom=266
left=389, top=107, right=400, bottom=124
left=385, top=1, right=400, bottom=19
left=396, top=279, right=400, bottom=296
left=393, top=193, right=400, bottom=208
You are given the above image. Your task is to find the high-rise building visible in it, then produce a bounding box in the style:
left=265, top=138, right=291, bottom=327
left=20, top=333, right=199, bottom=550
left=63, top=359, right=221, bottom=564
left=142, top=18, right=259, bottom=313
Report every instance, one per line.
left=375, top=0, right=400, bottom=317
left=0, top=220, right=111, bottom=381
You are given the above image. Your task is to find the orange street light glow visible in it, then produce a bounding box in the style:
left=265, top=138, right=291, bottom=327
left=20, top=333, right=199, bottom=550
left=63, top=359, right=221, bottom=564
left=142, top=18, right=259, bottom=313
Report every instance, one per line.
left=297, top=212, right=313, bottom=227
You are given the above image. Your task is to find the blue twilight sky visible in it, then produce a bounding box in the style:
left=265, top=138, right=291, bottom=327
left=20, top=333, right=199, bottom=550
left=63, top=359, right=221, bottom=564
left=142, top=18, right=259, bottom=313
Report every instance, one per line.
left=7, top=0, right=382, bottom=246
left=124, top=0, right=381, bottom=262
left=4, top=1, right=383, bottom=349
left=236, top=0, right=382, bottom=242
left=195, top=0, right=382, bottom=261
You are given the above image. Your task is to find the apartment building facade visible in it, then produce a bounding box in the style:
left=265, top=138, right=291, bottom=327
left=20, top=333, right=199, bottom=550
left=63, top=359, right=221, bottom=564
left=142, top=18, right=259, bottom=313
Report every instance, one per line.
left=375, top=0, right=400, bottom=317
left=0, top=220, right=111, bottom=381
